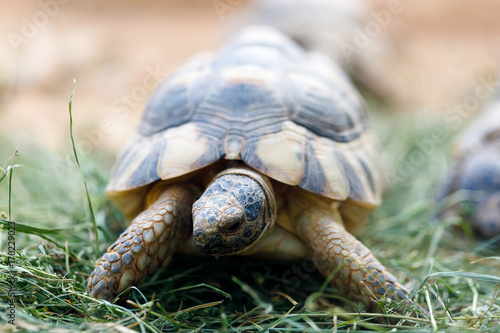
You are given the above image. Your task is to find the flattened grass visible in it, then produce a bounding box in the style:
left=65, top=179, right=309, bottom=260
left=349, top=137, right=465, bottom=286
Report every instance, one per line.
left=1, top=96, right=500, bottom=332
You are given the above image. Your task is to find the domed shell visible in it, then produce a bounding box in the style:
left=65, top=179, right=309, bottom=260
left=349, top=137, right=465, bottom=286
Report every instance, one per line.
left=107, top=26, right=384, bottom=224
left=441, top=94, right=500, bottom=196
left=438, top=94, right=500, bottom=238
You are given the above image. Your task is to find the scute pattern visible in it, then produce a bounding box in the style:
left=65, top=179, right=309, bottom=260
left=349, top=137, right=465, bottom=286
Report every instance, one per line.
left=287, top=70, right=365, bottom=142
left=107, top=26, right=382, bottom=213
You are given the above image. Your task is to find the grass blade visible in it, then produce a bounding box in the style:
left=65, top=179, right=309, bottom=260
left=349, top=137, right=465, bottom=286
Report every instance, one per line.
left=5, top=164, right=23, bottom=220
left=8, top=166, right=13, bottom=220
left=68, top=80, right=99, bottom=259
left=421, top=271, right=500, bottom=288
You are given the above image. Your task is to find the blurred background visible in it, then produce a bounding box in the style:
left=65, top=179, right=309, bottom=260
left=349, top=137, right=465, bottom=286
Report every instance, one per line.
left=1, top=0, right=500, bottom=178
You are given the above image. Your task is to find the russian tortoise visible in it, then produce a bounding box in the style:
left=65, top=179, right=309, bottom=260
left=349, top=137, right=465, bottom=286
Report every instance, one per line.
left=439, top=93, right=500, bottom=239
left=87, top=26, right=409, bottom=311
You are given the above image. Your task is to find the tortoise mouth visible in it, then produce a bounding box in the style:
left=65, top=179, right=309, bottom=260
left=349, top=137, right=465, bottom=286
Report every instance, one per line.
left=192, top=208, right=259, bottom=256
left=193, top=227, right=246, bottom=256
left=193, top=228, right=226, bottom=255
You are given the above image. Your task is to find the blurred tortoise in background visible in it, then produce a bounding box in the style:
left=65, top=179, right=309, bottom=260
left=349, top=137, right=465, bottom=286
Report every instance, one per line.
left=227, top=0, right=398, bottom=101
left=438, top=92, right=500, bottom=239
left=87, top=26, right=409, bottom=311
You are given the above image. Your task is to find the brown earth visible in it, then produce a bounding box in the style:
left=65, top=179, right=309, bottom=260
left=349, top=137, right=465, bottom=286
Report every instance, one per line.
left=1, top=0, right=499, bottom=155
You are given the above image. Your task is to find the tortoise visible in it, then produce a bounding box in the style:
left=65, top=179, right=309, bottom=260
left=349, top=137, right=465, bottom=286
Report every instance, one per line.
left=438, top=92, right=500, bottom=239
left=87, top=26, right=409, bottom=311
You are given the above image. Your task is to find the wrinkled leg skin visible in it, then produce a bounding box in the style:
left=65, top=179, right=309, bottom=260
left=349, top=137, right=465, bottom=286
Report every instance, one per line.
left=293, top=205, right=409, bottom=312
left=87, top=185, right=197, bottom=301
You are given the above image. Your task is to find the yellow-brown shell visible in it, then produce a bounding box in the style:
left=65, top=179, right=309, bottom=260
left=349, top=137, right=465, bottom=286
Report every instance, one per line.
left=107, top=26, right=384, bottom=228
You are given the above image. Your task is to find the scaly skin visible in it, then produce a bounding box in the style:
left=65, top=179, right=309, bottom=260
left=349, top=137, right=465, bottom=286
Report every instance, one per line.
left=290, top=193, right=409, bottom=312
left=87, top=184, right=197, bottom=301
left=192, top=168, right=275, bottom=256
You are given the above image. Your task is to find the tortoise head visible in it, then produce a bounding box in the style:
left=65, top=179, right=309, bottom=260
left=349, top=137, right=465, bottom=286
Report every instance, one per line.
left=192, top=167, right=276, bottom=255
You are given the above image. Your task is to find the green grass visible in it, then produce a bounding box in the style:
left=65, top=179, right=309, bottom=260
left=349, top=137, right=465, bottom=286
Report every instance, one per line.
left=1, top=95, right=500, bottom=332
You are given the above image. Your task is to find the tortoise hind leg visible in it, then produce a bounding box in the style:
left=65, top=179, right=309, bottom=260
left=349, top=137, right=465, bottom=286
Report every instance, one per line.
left=290, top=197, right=409, bottom=312
left=87, top=184, right=198, bottom=301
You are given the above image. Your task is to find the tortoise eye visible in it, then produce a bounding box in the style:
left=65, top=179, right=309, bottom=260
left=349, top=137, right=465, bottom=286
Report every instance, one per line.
left=226, top=220, right=241, bottom=232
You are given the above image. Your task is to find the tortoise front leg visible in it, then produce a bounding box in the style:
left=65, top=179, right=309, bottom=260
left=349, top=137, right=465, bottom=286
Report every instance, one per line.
left=87, top=184, right=198, bottom=301
left=291, top=200, right=409, bottom=312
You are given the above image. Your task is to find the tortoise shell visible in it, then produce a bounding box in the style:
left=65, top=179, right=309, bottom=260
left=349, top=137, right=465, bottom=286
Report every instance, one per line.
left=106, top=26, right=384, bottom=230
left=438, top=94, right=500, bottom=238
